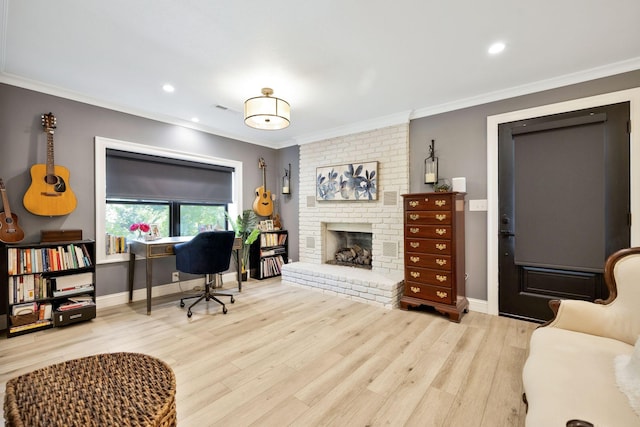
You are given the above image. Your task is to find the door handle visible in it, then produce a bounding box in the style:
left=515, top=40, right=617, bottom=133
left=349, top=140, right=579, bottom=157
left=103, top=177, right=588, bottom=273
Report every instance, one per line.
left=499, top=229, right=515, bottom=237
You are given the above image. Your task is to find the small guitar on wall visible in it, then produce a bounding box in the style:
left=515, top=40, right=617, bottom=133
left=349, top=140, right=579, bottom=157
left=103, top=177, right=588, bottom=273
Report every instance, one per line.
left=253, top=157, right=274, bottom=217
left=23, top=112, right=77, bottom=216
left=0, top=179, right=25, bottom=243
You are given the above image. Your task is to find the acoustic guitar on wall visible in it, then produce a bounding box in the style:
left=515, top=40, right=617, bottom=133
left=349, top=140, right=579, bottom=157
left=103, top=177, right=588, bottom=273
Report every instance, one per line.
left=23, top=112, right=77, bottom=216
left=253, top=158, right=274, bottom=217
left=0, top=179, right=25, bottom=243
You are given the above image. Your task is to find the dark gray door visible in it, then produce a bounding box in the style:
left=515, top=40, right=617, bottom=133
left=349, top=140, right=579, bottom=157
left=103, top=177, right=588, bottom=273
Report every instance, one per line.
left=498, top=102, right=630, bottom=322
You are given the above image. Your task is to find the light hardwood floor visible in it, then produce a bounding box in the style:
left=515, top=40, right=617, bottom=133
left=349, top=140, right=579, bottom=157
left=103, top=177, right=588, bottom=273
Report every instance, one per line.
left=1, top=278, right=537, bottom=426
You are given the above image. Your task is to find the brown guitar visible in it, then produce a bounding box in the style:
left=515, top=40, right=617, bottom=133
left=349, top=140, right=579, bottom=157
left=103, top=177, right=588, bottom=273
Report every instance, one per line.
left=253, top=158, right=274, bottom=217
left=0, top=179, right=25, bottom=243
left=23, top=112, right=77, bottom=216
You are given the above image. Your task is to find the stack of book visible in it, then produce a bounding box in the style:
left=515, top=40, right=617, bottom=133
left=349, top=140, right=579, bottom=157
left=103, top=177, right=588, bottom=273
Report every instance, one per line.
left=8, top=273, right=48, bottom=303
left=260, top=255, right=285, bottom=277
left=260, top=233, right=287, bottom=247
left=52, top=272, right=94, bottom=297
left=105, top=233, right=129, bottom=254
left=57, top=295, right=95, bottom=311
left=260, top=246, right=286, bottom=257
left=7, top=243, right=92, bottom=275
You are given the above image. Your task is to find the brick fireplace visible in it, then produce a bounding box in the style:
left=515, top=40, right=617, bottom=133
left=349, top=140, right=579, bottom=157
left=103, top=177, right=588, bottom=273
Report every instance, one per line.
left=281, top=124, right=409, bottom=308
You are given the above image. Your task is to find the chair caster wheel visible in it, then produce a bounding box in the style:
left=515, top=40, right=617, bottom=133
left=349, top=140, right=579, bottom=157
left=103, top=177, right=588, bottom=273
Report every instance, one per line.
left=180, top=301, right=185, bottom=307
left=187, top=310, right=192, bottom=318
left=223, top=306, right=228, bottom=314
left=231, top=296, right=235, bottom=304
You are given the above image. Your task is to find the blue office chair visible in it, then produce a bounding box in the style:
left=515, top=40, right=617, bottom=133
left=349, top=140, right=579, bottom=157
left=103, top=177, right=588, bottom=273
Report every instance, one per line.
left=174, top=230, right=236, bottom=317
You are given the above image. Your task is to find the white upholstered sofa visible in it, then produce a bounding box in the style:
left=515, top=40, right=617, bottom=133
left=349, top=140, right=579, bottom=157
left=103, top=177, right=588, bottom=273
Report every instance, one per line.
left=522, top=247, right=640, bottom=427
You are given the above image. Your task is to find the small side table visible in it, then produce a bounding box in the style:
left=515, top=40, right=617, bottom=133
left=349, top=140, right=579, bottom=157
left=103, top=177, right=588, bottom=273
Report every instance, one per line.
left=4, top=352, right=176, bottom=427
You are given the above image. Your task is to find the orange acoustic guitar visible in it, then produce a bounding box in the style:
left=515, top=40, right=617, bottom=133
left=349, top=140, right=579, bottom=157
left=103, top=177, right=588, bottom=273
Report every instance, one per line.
left=253, top=158, right=274, bottom=217
left=23, top=112, right=77, bottom=216
left=0, top=179, right=25, bottom=243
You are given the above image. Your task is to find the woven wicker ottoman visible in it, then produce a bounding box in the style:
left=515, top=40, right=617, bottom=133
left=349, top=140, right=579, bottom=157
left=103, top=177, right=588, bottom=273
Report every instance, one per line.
left=4, top=352, right=176, bottom=427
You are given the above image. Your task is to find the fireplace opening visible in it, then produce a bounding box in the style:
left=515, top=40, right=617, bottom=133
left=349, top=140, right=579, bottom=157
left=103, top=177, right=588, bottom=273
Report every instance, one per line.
left=326, top=230, right=372, bottom=269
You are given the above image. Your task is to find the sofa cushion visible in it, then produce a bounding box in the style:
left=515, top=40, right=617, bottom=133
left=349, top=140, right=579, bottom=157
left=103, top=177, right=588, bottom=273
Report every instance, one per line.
left=523, top=327, right=638, bottom=426
left=615, top=336, right=640, bottom=417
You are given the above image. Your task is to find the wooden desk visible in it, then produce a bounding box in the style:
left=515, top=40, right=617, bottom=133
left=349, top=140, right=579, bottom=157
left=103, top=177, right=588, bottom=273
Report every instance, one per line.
left=128, top=236, right=242, bottom=314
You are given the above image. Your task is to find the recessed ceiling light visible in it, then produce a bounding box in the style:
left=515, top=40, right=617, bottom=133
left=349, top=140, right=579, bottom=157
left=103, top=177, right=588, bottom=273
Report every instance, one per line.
left=488, top=42, right=506, bottom=55
left=162, top=84, right=175, bottom=93
left=191, top=117, right=199, bottom=123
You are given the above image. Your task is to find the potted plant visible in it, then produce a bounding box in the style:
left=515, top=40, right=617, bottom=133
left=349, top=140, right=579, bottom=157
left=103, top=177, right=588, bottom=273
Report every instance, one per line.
left=226, top=210, right=260, bottom=280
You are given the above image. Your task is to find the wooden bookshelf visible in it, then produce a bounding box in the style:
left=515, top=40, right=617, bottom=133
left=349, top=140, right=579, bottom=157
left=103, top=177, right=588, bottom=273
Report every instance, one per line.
left=249, top=230, right=288, bottom=280
left=1, top=240, right=96, bottom=337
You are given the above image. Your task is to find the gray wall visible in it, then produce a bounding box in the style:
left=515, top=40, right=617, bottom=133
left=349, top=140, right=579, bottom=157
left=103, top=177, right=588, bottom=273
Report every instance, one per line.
left=2, top=68, right=639, bottom=312
left=410, top=69, right=640, bottom=300
left=0, top=83, right=298, bottom=302
left=275, top=144, right=300, bottom=262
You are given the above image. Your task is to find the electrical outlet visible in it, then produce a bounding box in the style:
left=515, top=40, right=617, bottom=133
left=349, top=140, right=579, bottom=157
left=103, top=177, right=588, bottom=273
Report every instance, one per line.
left=172, top=271, right=180, bottom=282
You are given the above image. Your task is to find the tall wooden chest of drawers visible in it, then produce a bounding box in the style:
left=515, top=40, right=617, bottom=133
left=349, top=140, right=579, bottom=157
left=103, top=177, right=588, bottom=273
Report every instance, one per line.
left=400, top=192, right=468, bottom=322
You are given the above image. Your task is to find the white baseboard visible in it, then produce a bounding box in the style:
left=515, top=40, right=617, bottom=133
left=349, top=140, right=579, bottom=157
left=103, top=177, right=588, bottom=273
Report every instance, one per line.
left=96, top=273, right=238, bottom=309
left=468, top=297, right=488, bottom=314
left=95, top=275, right=491, bottom=315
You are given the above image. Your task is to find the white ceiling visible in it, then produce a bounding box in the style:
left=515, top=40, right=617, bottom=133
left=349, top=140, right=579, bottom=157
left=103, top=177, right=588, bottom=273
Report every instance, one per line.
left=2, top=0, right=640, bottom=149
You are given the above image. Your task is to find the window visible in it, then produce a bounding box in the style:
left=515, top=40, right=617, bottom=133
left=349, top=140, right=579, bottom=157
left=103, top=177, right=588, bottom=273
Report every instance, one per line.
left=95, top=136, right=243, bottom=264
left=105, top=201, right=228, bottom=241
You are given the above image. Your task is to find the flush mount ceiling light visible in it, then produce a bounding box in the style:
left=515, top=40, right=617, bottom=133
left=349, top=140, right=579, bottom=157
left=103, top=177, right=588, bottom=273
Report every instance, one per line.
left=244, top=87, right=290, bottom=130
left=488, top=42, right=506, bottom=55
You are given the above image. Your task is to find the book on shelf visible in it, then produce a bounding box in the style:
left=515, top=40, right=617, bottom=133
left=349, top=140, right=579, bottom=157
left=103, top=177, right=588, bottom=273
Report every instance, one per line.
left=9, top=320, right=52, bottom=333
left=260, top=232, right=287, bottom=247
left=68, top=294, right=93, bottom=303
left=259, top=255, right=285, bottom=277
left=57, top=300, right=95, bottom=311
left=106, top=233, right=129, bottom=254
left=260, top=247, right=286, bottom=257
left=53, top=272, right=93, bottom=291
left=9, top=274, right=48, bottom=304
left=52, top=284, right=94, bottom=297
left=6, top=243, right=93, bottom=275
left=40, top=303, right=53, bottom=320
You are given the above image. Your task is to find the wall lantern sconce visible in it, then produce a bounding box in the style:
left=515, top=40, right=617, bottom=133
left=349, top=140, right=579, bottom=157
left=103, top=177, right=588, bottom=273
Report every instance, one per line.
left=424, top=139, right=438, bottom=185
left=282, top=163, right=291, bottom=195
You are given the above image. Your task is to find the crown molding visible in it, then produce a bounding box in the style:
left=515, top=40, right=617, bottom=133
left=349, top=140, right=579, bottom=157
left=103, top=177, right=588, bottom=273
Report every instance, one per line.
left=294, top=111, right=412, bottom=146
left=411, top=57, right=640, bottom=120
left=0, top=71, right=285, bottom=148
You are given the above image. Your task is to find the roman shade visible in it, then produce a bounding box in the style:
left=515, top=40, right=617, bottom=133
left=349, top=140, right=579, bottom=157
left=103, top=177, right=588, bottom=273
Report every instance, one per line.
left=106, top=149, right=234, bottom=204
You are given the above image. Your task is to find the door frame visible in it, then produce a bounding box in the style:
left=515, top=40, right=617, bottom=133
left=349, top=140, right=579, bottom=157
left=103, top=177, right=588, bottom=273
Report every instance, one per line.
left=486, top=87, right=640, bottom=315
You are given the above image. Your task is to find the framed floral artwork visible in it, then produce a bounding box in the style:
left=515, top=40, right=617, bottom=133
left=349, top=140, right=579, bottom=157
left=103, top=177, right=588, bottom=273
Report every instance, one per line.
left=316, top=161, right=378, bottom=201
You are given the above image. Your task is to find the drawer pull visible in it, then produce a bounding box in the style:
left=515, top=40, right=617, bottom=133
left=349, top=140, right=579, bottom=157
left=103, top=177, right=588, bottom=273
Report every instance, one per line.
left=409, top=201, right=419, bottom=208
left=410, top=227, right=420, bottom=234
left=435, top=228, right=447, bottom=236
left=409, top=213, right=420, bottom=221
left=436, top=274, right=447, bottom=282
left=410, top=256, right=420, bottom=263
left=436, top=259, right=447, bottom=266
left=410, top=242, right=420, bottom=248
left=436, top=291, right=448, bottom=299
left=435, top=200, right=447, bottom=207
left=410, top=271, right=420, bottom=279
left=410, top=286, right=420, bottom=294
left=435, top=243, right=447, bottom=251
left=435, top=214, right=447, bottom=221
